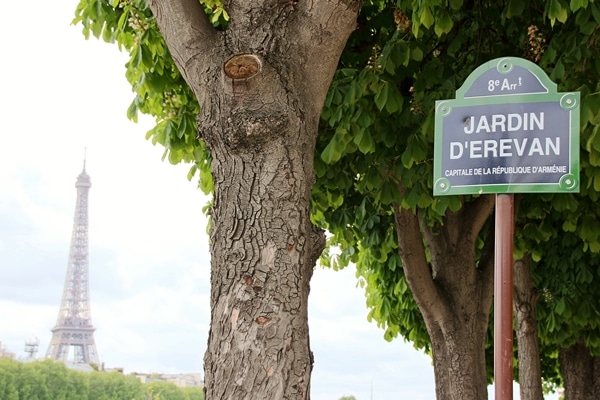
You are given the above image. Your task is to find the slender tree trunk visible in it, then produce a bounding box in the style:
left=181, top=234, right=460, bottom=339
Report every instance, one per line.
left=147, top=1, right=361, bottom=398
left=393, top=194, right=496, bottom=400
left=513, top=254, right=544, bottom=400
left=559, top=338, right=600, bottom=400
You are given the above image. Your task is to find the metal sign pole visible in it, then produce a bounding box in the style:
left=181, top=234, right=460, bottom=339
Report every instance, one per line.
left=494, top=193, right=514, bottom=399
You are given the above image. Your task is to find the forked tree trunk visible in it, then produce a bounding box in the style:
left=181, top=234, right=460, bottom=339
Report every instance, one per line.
left=513, top=254, right=543, bottom=400
left=393, top=194, right=496, bottom=400
left=147, top=1, right=361, bottom=398
left=559, top=338, right=600, bottom=400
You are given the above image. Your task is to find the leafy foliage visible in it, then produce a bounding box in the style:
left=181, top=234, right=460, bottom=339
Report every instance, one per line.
left=314, top=0, right=600, bottom=382
left=73, top=0, right=219, bottom=194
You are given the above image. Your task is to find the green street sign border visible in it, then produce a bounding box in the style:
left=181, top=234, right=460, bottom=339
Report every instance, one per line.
left=433, top=57, right=580, bottom=196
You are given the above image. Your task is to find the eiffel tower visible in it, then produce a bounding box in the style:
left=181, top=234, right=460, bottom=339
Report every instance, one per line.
left=45, top=159, right=99, bottom=365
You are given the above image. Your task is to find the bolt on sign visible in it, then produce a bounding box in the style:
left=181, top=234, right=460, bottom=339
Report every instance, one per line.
left=433, top=57, right=580, bottom=196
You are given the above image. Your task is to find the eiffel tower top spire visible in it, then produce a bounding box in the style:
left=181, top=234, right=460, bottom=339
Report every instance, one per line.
left=77, top=148, right=91, bottom=186
left=45, top=159, right=99, bottom=365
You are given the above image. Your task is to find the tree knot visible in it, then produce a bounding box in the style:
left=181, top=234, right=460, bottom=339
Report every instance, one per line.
left=256, top=316, right=271, bottom=325
left=224, top=54, right=261, bottom=80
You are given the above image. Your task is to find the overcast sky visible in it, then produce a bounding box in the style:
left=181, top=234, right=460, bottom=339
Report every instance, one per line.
left=0, top=2, right=559, bottom=400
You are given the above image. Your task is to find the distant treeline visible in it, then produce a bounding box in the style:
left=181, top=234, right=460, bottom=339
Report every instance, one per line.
left=0, top=358, right=204, bottom=400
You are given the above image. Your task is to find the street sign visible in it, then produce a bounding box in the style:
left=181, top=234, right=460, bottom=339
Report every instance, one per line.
left=433, top=57, right=580, bottom=196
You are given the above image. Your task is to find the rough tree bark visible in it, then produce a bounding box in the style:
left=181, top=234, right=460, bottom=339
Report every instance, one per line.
left=559, top=338, right=600, bottom=400
left=147, top=1, right=361, bottom=399
left=513, top=254, right=544, bottom=400
left=393, top=193, right=496, bottom=400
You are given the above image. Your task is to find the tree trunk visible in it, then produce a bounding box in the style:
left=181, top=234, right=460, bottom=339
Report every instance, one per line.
left=559, top=338, right=600, bottom=400
left=147, top=1, right=361, bottom=398
left=513, top=254, right=544, bottom=400
left=394, top=194, right=496, bottom=400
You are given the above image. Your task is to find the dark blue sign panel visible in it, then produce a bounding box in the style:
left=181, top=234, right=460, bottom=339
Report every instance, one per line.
left=434, top=58, right=580, bottom=195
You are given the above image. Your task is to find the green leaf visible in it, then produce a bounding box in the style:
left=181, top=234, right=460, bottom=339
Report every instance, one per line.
left=140, top=44, right=154, bottom=68
left=563, top=218, right=577, bottom=232
left=321, top=130, right=348, bottom=164
left=168, top=148, right=183, bottom=164
left=420, top=6, right=434, bottom=29
left=353, top=129, right=375, bottom=154
left=591, top=131, right=600, bottom=153
left=594, top=174, right=600, bottom=191
left=187, top=164, right=198, bottom=181
left=395, top=277, right=408, bottom=295
left=449, top=0, right=463, bottom=10
left=570, top=0, right=588, bottom=12
left=127, top=100, right=139, bottom=122
left=506, top=0, right=525, bottom=18
left=434, top=11, right=453, bottom=36
left=374, top=81, right=389, bottom=111
left=411, top=46, right=424, bottom=62
left=102, top=23, right=114, bottom=42
left=580, top=216, right=600, bottom=241
left=199, top=164, right=214, bottom=194
left=547, top=311, right=556, bottom=332
left=548, top=0, right=569, bottom=24
left=580, top=21, right=596, bottom=35
left=555, top=298, right=566, bottom=315
left=321, top=141, right=343, bottom=164
left=575, top=5, right=591, bottom=25
left=384, top=85, right=403, bottom=114
left=131, top=45, right=142, bottom=69
left=379, top=181, right=400, bottom=205
left=176, top=114, right=188, bottom=138
left=551, top=60, right=565, bottom=80
left=576, top=266, right=594, bottom=283
left=592, top=3, right=600, bottom=24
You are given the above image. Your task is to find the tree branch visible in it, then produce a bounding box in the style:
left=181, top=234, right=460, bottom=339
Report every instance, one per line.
left=459, top=195, right=495, bottom=244
left=148, top=0, right=218, bottom=88
left=393, top=201, right=450, bottom=323
left=290, top=0, right=363, bottom=115
left=424, top=195, right=493, bottom=277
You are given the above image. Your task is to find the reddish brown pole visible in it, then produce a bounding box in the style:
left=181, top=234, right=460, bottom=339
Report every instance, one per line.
left=494, top=193, right=514, bottom=399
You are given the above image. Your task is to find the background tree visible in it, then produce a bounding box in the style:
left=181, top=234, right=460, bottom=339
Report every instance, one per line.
left=511, top=224, right=600, bottom=400
left=181, top=386, right=205, bottom=400
left=513, top=253, right=544, bottom=400
left=73, top=0, right=362, bottom=398
left=0, top=358, right=203, bottom=400
left=88, top=370, right=146, bottom=400
left=525, top=230, right=600, bottom=399
left=13, top=360, right=51, bottom=399
left=314, top=1, right=600, bottom=399
left=0, top=358, right=19, bottom=400
left=147, top=381, right=188, bottom=400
